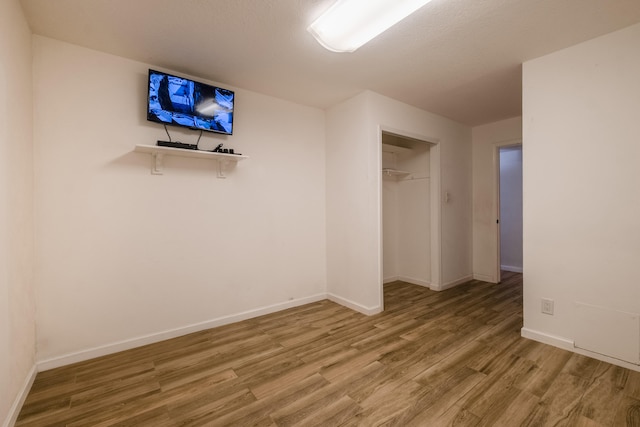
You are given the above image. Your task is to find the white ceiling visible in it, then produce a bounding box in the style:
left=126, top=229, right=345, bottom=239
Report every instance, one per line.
left=20, top=0, right=640, bottom=126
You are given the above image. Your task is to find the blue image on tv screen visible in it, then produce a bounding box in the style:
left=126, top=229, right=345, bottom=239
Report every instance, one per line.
left=147, top=70, right=234, bottom=135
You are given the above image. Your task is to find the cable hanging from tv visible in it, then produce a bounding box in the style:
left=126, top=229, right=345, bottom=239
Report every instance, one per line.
left=157, top=124, right=199, bottom=150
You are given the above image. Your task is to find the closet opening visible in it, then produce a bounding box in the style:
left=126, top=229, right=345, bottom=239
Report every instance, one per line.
left=496, top=144, right=523, bottom=282
left=380, top=130, right=440, bottom=308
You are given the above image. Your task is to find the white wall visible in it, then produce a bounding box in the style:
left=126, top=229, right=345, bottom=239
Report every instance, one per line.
left=397, top=174, right=431, bottom=285
left=325, top=93, right=380, bottom=312
left=0, top=0, right=36, bottom=425
left=499, top=147, right=523, bottom=272
left=327, top=91, right=472, bottom=313
left=522, top=23, right=640, bottom=368
left=471, top=117, right=522, bottom=282
left=33, top=36, right=327, bottom=366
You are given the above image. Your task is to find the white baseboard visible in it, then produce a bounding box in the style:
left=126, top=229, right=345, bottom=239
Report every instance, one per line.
left=521, top=327, right=640, bottom=373
left=2, top=365, right=37, bottom=427
left=397, top=276, right=430, bottom=288
left=520, top=327, right=574, bottom=351
left=37, top=293, right=327, bottom=371
left=472, top=273, right=497, bottom=283
left=327, top=293, right=381, bottom=316
left=501, top=265, right=523, bottom=273
left=383, top=276, right=430, bottom=288
left=431, top=275, right=473, bottom=292
left=571, top=347, right=640, bottom=371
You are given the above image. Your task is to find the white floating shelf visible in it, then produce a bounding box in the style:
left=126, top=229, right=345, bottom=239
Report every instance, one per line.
left=382, top=168, right=411, bottom=177
left=134, top=144, right=248, bottom=178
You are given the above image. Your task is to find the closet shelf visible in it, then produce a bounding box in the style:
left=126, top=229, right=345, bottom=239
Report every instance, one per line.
left=382, top=143, right=413, bottom=155
left=382, top=168, right=411, bottom=177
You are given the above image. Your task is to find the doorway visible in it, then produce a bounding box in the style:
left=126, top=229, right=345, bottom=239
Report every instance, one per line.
left=380, top=129, right=441, bottom=307
left=496, top=144, right=523, bottom=282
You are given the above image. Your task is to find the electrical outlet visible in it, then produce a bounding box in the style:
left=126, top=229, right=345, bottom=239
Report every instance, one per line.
left=541, top=298, right=554, bottom=315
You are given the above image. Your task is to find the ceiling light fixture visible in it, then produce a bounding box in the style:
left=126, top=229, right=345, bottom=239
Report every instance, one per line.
left=307, top=0, right=433, bottom=53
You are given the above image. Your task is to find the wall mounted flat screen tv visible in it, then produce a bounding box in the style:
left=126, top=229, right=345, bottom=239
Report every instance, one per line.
left=147, top=69, right=234, bottom=135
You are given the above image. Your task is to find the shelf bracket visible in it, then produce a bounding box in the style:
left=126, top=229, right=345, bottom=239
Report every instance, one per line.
left=217, top=160, right=229, bottom=179
left=151, top=153, right=164, bottom=175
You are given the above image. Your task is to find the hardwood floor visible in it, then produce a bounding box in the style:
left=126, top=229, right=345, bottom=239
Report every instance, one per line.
left=16, top=272, right=640, bottom=426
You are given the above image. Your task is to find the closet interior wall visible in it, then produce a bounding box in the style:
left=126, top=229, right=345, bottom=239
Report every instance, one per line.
left=382, top=134, right=431, bottom=287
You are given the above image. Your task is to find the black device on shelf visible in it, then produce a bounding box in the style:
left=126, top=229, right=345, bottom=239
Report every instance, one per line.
left=157, top=140, right=198, bottom=150
left=156, top=140, right=242, bottom=155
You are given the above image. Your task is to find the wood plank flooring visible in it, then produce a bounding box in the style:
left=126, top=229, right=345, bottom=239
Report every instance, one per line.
left=16, top=272, right=640, bottom=426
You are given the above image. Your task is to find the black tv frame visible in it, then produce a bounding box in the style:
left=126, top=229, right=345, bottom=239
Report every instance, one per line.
left=146, top=69, right=235, bottom=136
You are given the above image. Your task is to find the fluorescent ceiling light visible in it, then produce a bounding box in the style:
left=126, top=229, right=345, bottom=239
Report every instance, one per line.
left=307, top=0, right=433, bottom=53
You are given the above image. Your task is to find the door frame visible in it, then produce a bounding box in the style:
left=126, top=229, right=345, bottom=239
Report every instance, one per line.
left=378, top=125, right=442, bottom=309
left=494, top=140, right=522, bottom=283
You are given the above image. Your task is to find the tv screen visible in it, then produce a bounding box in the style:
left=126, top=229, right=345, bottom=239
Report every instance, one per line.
left=147, top=69, right=234, bottom=135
